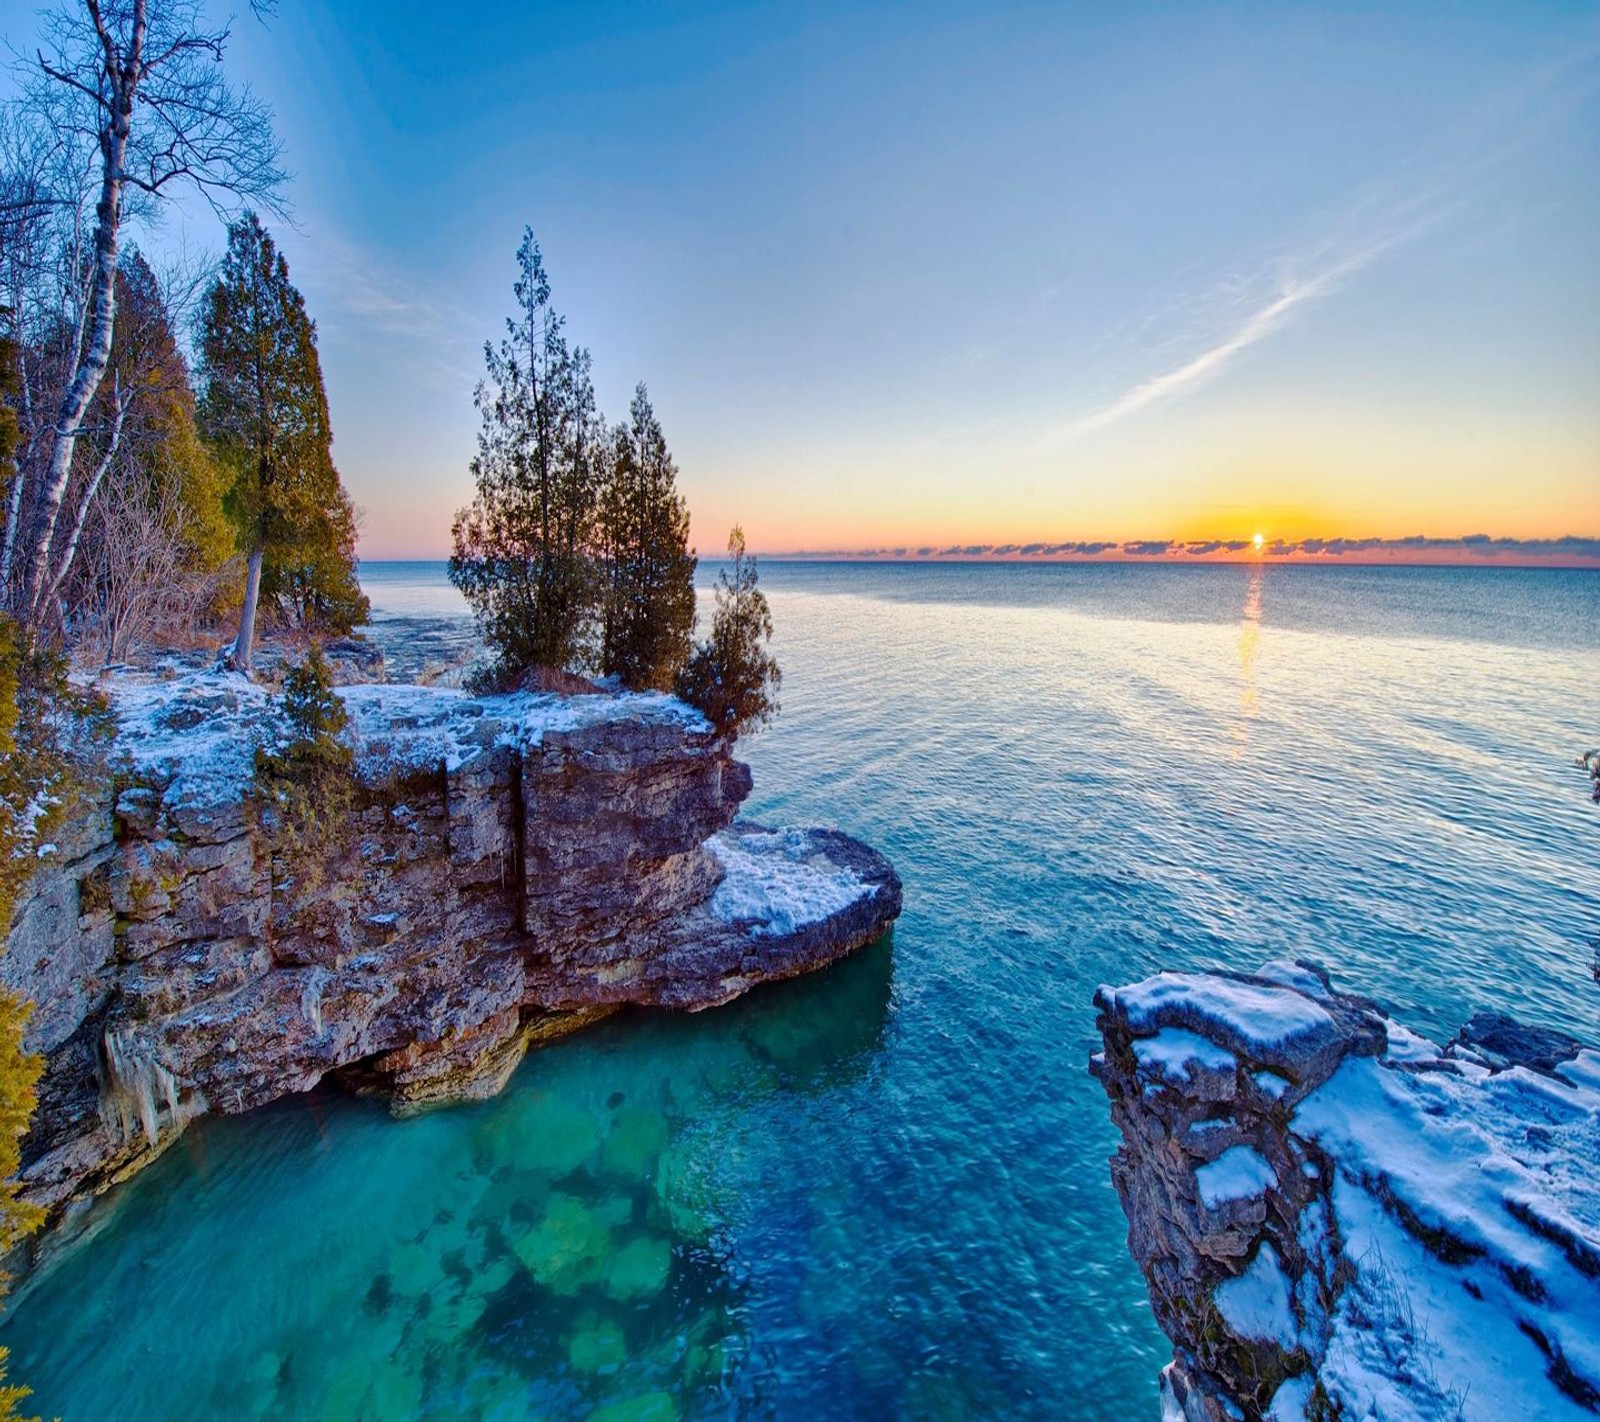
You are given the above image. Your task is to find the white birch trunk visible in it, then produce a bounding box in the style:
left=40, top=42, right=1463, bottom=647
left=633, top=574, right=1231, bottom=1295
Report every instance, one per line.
left=40, top=381, right=129, bottom=613
left=20, top=0, right=146, bottom=619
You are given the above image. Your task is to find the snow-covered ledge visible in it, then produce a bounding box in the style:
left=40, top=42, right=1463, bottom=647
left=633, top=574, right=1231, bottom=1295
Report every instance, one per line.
left=1092, top=962, right=1600, bottom=1422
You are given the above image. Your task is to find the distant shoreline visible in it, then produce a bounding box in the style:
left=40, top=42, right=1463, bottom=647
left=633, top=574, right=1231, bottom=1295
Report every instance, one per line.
left=359, top=555, right=1600, bottom=571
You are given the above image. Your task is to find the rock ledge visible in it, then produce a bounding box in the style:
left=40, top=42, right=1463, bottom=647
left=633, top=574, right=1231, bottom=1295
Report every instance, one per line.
left=2, top=669, right=902, bottom=1228
left=1093, top=962, right=1600, bottom=1422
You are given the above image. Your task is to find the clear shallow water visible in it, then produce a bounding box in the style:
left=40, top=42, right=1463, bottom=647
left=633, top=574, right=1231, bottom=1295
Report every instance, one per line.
left=4, top=562, right=1598, bottom=1421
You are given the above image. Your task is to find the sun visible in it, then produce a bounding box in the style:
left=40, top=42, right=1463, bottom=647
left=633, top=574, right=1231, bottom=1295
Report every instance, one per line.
left=1252, top=533, right=1264, bottom=552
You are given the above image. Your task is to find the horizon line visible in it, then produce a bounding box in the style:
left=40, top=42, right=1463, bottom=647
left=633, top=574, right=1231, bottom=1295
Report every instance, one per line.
left=359, top=533, right=1600, bottom=569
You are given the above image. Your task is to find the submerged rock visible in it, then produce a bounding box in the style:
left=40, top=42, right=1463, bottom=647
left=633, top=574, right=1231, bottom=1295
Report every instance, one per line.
left=1, top=668, right=902, bottom=1227
left=1093, top=961, right=1600, bottom=1422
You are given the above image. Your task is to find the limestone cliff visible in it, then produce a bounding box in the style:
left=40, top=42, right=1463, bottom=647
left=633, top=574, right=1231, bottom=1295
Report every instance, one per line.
left=1093, top=963, right=1600, bottom=1422
left=2, top=669, right=901, bottom=1227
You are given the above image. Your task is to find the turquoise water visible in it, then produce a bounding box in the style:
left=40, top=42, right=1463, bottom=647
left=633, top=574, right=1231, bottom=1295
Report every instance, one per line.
left=4, top=562, right=1598, bottom=1420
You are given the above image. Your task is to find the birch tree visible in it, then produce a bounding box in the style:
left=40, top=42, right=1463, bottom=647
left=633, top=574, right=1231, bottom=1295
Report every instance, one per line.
left=5, top=0, right=282, bottom=627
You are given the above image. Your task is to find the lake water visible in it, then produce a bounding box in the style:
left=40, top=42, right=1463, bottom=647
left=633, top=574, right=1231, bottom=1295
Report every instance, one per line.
left=4, top=561, right=1597, bottom=1421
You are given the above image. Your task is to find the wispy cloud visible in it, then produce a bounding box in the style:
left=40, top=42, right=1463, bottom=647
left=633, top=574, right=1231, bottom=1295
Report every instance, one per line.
left=1051, top=191, right=1447, bottom=443
left=290, top=230, right=479, bottom=390
left=1046, top=42, right=1599, bottom=444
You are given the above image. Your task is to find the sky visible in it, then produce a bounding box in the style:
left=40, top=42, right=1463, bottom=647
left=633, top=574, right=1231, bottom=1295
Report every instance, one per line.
left=4, top=0, right=1598, bottom=560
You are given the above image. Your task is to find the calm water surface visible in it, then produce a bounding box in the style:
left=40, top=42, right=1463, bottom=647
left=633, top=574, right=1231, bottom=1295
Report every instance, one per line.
left=4, top=562, right=1597, bottom=1421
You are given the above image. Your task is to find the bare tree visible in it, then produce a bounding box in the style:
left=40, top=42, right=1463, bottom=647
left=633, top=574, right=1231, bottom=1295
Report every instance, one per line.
left=5, top=0, right=283, bottom=627
left=80, top=451, right=191, bottom=664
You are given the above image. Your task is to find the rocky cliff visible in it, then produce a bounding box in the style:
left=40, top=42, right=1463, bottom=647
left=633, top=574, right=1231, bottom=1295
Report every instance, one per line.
left=1093, top=963, right=1600, bottom=1422
left=2, top=668, right=900, bottom=1228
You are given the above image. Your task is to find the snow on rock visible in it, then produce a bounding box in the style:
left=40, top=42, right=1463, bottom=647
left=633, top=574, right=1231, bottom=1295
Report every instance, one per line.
left=1102, top=970, right=1338, bottom=1058
left=707, top=827, right=876, bottom=937
left=1134, top=1030, right=1238, bottom=1086
left=1094, top=960, right=1600, bottom=1422
left=1216, top=1242, right=1297, bottom=1351
left=1195, top=1145, right=1277, bottom=1210
left=338, top=682, right=708, bottom=779
left=107, top=667, right=279, bottom=810
left=103, top=666, right=712, bottom=807
left=1559, top=1050, right=1600, bottom=1095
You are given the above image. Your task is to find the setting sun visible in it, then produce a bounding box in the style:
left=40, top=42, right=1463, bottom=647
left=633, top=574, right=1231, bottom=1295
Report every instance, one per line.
left=1253, top=533, right=1265, bottom=551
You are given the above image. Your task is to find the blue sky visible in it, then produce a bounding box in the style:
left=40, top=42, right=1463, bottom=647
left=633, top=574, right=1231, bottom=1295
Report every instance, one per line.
left=4, top=0, right=1597, bottom=555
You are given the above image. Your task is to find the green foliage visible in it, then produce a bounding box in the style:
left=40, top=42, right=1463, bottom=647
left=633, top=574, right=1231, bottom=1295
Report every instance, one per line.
left=282, top=645, right=351, bottom=748
left=0, top=611, right=88, bottom=1422
left=198, top=214, right=368, bottom=638
left=0, top=615, right=111, bottom=930
left=598, top=385, right=697, bottom=691
left=103, top=252, right=235, bottom=577
left=450, top=231, right=603, bottom=681
left=0, top=327, right=20, bottom=522
left=0, top=986, right=42, bottom=1264
left=253, top=646, right=355, bottom=863
left=675, top=527, right=781, bottom=737
left=0, top=1345, right=41, bottom=1422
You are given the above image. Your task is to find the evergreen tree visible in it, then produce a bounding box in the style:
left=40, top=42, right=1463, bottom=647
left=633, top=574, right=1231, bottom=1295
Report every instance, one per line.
left=197, top=214, right=367, bottom=671
left=450, top=231, right=602, bottom=680
left=675, top=526, right=780, bottom=736
left=251, top=646, right=357, bottom=889
left=105, top=253, right=234, bottom=577
left=598, top=384, right=696, bottom=690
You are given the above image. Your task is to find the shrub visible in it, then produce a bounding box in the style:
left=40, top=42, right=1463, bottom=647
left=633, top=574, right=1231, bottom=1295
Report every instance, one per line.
left=675, top=527, right=780, bottom=737
left=253, top=646, right=355, bottom=862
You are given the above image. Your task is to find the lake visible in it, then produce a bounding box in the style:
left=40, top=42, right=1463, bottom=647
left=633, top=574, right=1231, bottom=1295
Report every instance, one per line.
left=3, top=560, right=1596, bottom=1421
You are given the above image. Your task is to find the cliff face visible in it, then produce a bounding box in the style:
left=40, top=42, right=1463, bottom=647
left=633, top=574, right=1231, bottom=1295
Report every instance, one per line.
left=2, top=670, right=901, bottom=1224
left=1093, top=963, right=1600, bottom=1422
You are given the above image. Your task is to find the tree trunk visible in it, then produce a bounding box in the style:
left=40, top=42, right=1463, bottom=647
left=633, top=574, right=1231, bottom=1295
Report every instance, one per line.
left=40, top=383, right=129, bottom=614
left=0, top=457, right=24, bottom=602
left=19, top=3, right=144, bottom=620
left=233, top=543, right=264, bottom=672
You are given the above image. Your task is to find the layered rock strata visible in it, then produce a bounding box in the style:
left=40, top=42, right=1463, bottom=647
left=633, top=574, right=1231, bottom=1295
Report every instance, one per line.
left=1093, top=962, right=1600, bottom=1422
left=3, top=669, right=901, bottom=1225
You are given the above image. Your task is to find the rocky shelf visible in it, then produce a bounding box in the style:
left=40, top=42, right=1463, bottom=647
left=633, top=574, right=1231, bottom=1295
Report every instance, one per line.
left=2, top=668, right=901, bottom=1230
left=1093, top=962, right=1600, bottom=1422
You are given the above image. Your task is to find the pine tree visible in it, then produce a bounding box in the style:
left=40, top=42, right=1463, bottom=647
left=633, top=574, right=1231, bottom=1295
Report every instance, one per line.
left=450, top=231, right=603, bottom=681
left=253, top=646, right=356, bottom=874
left=598, top=384, right=696, bottom=690
left=105, top=253, right=235, bottom=577
left=675, top=526, right=780, bottom=736
left=197, top=214, right=367, bottom=671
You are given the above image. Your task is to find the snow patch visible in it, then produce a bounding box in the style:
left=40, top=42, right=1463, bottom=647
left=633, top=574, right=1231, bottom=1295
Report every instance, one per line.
left=1110, top=972, right=1336, bottom=1051
left=338, top=682, right=709, bottom=777
left=1556, top=1048, right=1600, bottom=1095
left=1217, top=1242, right=1298, bottom=1350
left=1133, top=1029, right=1237, bottom=1084
left=1196, top=1145, right=1276, bottom=1209
left=1291, top=1028, right=1600, bottom=1421
left=107, top=668, right=278, bottom=809
left=103, top=667, right=712, bottom=809
left=1253, top=1069, right=1291, bottom=1100
left=708, top=829, right=873, bottom=937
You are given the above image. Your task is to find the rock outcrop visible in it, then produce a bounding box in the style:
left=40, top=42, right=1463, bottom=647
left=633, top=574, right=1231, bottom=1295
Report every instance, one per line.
left=2, top=669, right=900, bottom=1228
left=1093, top=963, right=1600, bottom=1422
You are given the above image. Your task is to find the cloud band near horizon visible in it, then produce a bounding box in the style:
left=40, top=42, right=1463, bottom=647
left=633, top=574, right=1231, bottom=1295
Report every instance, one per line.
left=755, top=535, right=1600, bottom=566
